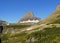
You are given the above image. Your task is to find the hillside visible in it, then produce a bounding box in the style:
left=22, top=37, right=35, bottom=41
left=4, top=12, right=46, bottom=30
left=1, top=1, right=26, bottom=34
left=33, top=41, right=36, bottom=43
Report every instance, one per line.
left=1, top=24, right=60, bottom=43
left=41, top=5, right=60, bottom=24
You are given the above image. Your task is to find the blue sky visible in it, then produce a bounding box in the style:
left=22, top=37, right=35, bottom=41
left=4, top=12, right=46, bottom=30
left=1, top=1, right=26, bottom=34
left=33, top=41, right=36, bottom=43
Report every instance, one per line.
left=0, top=0, right=60, bottom=23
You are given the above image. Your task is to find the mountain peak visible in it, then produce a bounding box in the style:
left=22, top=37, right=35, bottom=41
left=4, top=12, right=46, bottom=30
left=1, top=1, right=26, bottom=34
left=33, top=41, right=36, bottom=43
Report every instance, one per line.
left=18, top=11, right=41, bottom=23
left=23, top=12, right=35, bottom=19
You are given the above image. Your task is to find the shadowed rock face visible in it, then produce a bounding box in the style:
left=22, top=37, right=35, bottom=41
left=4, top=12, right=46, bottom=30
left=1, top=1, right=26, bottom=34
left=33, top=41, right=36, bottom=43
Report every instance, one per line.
left=0, top=26, right=3, bottom=43
left=0, top=26, right=3, bottom=33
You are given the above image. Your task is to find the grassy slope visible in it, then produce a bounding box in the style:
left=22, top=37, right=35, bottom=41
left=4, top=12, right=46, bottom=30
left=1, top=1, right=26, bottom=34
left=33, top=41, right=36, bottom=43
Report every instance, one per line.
left=41, top=11, right=60, bottom=24
left=4, top=24, right=31, bottom=29
left=27, top=27, right=60, bottom=43
left=2, top=26, right=60, bottom=43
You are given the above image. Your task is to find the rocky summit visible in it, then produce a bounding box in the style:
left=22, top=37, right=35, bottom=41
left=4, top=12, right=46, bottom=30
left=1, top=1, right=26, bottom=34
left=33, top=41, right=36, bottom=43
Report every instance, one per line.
left=22, top=12, right=35, bottom=19
left=18, top=12, right=41, bottom=23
